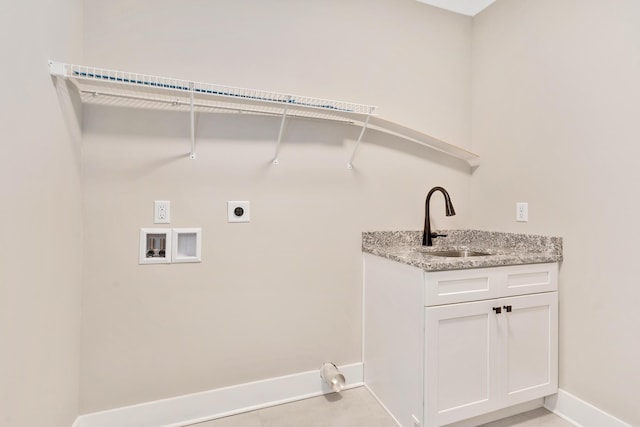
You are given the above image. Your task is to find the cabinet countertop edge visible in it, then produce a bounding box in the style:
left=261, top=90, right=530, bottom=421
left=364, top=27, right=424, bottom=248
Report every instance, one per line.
left=362, top=229, right=563, bottom=271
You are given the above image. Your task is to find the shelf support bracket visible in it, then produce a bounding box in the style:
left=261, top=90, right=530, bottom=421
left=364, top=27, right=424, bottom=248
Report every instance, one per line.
left=189, top=83, right=197, bottom=159
left=272, top=101, right=290, bottom=165
left=347, top=108, right=373, bottom=169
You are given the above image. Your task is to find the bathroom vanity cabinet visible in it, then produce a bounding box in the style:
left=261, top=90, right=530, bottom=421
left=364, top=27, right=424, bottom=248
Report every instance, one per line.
left=363, top=254, right=558, bottom=427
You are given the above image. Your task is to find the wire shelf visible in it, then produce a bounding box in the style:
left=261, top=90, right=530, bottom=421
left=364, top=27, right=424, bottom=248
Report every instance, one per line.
left=55, top=63, right=375, bottom=121
left=49, top=61, right=479, bottom=167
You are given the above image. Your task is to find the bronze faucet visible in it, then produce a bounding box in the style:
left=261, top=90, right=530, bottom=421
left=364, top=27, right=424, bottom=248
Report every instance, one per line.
left=423, top=186, right=456, bottom=246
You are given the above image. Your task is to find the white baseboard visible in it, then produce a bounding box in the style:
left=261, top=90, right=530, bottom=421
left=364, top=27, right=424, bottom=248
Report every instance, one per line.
left=544, top=389, right=632, bottom=427
left=73, top=363, right=363, bottom=427
left=72, top=375, right=632, bottom=427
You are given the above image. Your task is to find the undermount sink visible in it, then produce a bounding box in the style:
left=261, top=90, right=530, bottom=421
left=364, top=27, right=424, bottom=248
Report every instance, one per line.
left=414, top=248, right=491, bottom=258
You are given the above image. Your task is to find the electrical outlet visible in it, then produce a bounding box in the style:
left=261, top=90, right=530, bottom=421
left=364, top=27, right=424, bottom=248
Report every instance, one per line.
left=154, top=200, right=171, bottom=224
left=228, top=201, right=250, bottom=223
left=516, top=202, right=528, bottom=222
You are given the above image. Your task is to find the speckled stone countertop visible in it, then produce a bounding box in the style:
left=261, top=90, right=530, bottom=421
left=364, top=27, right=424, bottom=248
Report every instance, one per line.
left=362, top=230, right=562, bottom=271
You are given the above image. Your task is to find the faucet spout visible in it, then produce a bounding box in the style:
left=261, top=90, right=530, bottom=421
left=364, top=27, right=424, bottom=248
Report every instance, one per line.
left=423, top=186, right=456, bottom=246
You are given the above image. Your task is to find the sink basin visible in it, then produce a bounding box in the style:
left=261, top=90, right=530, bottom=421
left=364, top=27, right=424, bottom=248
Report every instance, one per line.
left=429, top=250, right=491, bottom=257
left=414, top=248, right=491, bottom=257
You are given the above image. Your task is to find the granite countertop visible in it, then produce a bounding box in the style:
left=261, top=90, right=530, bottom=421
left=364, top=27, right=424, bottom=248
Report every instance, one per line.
left=362, top=230, right=563, bottom=271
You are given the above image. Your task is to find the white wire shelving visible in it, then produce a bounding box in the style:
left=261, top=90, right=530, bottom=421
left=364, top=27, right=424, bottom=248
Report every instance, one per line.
left=49, top=61, right=479, bottom=167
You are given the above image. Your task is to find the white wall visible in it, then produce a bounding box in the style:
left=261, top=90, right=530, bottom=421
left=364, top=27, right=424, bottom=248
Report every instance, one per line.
left=81, top=0, right=471, bottom=412
left=471, top=1, right=640, bottom=425
left=79, top=0, right=473, bottom=413
left=0, top=1, right=83, bottom=426
left=4, top=1, right=636, bottom=425
left=83, top=0, right=472, bottom=149
left=5, top=1, right=636, bottom=425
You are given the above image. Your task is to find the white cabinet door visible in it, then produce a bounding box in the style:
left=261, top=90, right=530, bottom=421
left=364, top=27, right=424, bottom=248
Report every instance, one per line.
left=425, top=300, right=501, bottom=427
left=425, top=292, right=558, bottom=427
left=499, top=292, right=558, bottom=407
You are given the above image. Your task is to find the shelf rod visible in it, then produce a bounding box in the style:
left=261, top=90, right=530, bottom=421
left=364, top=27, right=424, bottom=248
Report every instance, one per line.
left=77, top=89, right=358, bottom=125
left=273, top=99, right=290, bottom=165
left=189, top=83, right=196, bottom=159
left=347, top=108, right=374, bottom=169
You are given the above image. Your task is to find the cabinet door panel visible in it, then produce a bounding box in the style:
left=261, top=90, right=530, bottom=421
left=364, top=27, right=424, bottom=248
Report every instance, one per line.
left=425, top=268, right=500, bottom=306
left=425, top=300, right=500, bottom=426
left=500, top=292, right=558, bottom=406
left=500, top=263, right=558, bottom=297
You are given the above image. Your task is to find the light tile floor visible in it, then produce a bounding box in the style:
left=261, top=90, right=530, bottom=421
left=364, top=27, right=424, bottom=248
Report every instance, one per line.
left=187, top=387, right=575, bottom=427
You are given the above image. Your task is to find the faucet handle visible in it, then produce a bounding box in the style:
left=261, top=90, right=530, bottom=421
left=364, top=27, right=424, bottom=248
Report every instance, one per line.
left=430, top=232, right=448, bottom=238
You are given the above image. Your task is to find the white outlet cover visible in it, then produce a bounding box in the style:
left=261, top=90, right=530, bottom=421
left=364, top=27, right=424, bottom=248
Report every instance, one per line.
left=228, top=201, right=250, bottom=223
left=516, top=202, right=528, bottom=222
left=154, top=200, right=171, bottom=224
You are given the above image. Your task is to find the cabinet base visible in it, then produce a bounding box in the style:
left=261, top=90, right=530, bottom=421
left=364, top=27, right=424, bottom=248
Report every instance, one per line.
left=443, top=399, right=544, bottom=427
